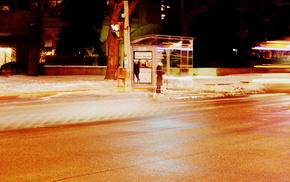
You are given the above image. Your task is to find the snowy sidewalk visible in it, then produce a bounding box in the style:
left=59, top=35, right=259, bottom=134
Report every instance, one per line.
left=0, top=74, right=271, bottom=99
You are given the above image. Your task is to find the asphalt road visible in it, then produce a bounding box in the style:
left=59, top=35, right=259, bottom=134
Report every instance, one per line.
left=0, top=93, right=289, bottom=181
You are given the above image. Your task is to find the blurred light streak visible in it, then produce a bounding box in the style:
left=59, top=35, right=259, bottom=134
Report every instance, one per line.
left=252, top=78, right=290, bottom=84
left=254, top=65, right=290, bottom=68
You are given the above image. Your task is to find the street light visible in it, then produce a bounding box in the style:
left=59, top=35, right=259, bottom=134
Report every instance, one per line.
left=111, top=23, right=121, bottom=38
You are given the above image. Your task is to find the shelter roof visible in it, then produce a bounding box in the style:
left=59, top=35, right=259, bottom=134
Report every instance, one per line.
left=131, top=34, right=194, bottom=49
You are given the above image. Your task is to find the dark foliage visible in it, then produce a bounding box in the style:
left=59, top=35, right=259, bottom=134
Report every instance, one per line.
left=0, top=0, right=30, bottom=11
left=162, top=0, right=290, bottom=67
left=0, top=62, right=28, bottom=75
left=55, top=0, right=106, bottom=56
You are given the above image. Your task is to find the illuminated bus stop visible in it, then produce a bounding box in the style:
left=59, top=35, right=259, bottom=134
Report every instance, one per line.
left=130, top=34, right=194, bottom=87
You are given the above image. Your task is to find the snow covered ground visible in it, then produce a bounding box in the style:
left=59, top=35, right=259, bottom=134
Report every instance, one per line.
left=0, top=73, right=281, bottom=99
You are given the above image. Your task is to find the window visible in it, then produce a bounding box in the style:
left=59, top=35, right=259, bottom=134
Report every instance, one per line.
left=0, top=5, right=9, bottom=11
left=48, top=0, right=62, bottom=7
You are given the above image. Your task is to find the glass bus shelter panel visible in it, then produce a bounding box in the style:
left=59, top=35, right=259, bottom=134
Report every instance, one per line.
left=133, top=50, right=153, bottom=83
left=131, top=34, right=194, bottom=48
left=157, top=48, right=193, bottom=68
left=131, top=34, right=194, bottom=78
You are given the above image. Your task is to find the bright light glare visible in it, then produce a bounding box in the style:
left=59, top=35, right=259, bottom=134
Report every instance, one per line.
left=252, top=47, right=290, bottom=51
left=164, top=75, right=193, bottom=81
left=252, top=78, right=290, bottom=84
left=45, top=51, right=52, bottom=55
left=111, top=24, right=120, bottom=31
left=158, top=47, right=192, bottom=51
left=252, top=40, right=290, bottom=51
left=0, top=48, right=11, bottom=54
left=254, top=65, right=290, bottom=68
left=0, top=47, right=12, bottom=65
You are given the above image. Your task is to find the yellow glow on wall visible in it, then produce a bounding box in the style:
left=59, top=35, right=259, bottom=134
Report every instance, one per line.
left=0, top=48, right=12, bottom=66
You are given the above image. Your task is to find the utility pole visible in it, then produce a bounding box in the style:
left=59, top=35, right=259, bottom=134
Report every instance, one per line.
left=123, top=0, right=131, bottom=91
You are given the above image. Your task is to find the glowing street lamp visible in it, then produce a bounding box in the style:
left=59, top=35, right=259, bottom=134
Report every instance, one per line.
left=111, top=23, right=121, bottom=38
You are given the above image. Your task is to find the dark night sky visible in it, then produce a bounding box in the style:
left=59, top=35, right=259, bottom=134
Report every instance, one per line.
left=162, top=0, right=290, bottom=67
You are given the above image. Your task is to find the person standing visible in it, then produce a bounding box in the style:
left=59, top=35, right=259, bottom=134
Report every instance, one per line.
left=156, top=62, right=164, bottom=93
left=133, top=60, right=140, bottom=81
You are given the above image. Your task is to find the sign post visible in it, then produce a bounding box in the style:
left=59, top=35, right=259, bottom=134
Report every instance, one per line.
left=123, top=0, right=131, bottom=91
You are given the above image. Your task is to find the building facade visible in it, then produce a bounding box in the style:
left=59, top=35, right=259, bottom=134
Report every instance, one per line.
left=0, top=0, right=163, bottom=68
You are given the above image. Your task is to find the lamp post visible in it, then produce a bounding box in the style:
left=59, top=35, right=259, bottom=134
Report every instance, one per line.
left=123, top=0, right=131, bottom=91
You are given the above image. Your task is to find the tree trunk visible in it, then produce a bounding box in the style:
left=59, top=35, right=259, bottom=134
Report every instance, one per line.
left=105, top=1, right=138, bottom=80
left=105, top=32, right=120, bottom=79
left=28, top=25, right=41, bottom=76
left=27, top=0, right=43, bottom=76
left=182, top=21, right=189, bottom=36
left=105, top=2, right=123, bottom=80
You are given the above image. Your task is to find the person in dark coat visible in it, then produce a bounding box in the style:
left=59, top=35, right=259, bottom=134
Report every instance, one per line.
left=133, top=60, right=140, bottom=81
left=156, top=62, right=164, bottom=93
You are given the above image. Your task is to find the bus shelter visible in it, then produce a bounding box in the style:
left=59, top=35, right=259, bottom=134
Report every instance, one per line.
left=130, top=34, right=194, bottom=87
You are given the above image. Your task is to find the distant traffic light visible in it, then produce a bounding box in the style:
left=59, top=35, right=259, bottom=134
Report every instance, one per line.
left=111, top=23, right=121, bottom=38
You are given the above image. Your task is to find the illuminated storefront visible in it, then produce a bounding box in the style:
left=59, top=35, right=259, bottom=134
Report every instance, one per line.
left=0, top=47, right=12, bottom=66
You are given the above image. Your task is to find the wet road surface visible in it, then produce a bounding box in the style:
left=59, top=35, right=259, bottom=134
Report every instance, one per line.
left=0, top=93, right=290, bottom=181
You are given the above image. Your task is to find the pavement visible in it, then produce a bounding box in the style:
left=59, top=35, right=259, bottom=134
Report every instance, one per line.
left=1, top=74, right=290, bottom=182
left=2, top=94, right=290, bottom=181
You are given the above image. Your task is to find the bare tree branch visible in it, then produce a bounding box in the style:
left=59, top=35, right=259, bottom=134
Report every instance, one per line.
left=129, top=1, right=138, bottom=15
left=188, top=0, right=217, bottom=22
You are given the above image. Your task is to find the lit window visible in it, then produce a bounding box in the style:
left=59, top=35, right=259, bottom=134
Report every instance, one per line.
left=48, top=0, right=62, bottom=7
left=0, top=48, right=12, bottom=66
left=1, top=6, right=9, bottom=11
